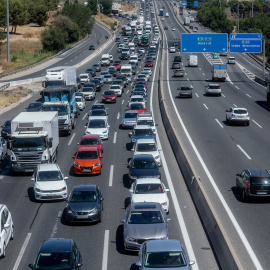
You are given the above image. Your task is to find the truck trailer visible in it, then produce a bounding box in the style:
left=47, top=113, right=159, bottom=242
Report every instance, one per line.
left=212, top=64, right=227, bottom=82
left=10, top=112, right=59, bottom=173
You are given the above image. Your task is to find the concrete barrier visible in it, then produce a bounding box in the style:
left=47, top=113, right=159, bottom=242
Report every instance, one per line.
left=254, top=76, right=268, bottom=87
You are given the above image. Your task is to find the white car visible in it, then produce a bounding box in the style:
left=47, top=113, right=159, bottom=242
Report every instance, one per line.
left=0, top=136, right=8, bottom=161
left=129, top=178, right=170, bottom=213
left=139, top=48, right=145, bottom=54
left=103, top=74, right=113, bottom=84
left=169, top=47, right=176, bottom=53
left=136, top=112, right=157, bottom=134
left=128, top=95, right=146, bottom=107
left=172, top=26, right=176, bottom=31
left=130, top=54, right=139, bottom=65
left=110, top=84, right=123, bottom=96
left=85, top=118, right=110, bottom=139
left=0, top=204, right=14, bottom=258
left=142, top=68, right=152, bottom=76
left=228, top=56, right=236, bottom=64
left=81, top=87, right=96, bottom=100
left=226, top=107, right=250, bottom=126
left=161, top=17, right=165, bottom=21
left=75, top=96, right=85, bottom=110
left=79, top=73, right=90, bottom=84
left=132, top=138, right=161, bottom=165
left=31, top=164, right=68, bottom=201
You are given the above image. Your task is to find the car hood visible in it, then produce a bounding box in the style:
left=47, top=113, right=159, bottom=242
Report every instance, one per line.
left=132, top=135, right=155, bottom=141
left=35, top=180, right=66, bottom=190
left=125, top=223, right=167, bottom=239
left=68, top=201, right=98, bottom=212
left=85, top=128, right=108, bottom=135
left=129, top=168, right=160, bottom=178
left=132, top=193, right=167, bottom=204
left=74, top=158, right=99, bottom=167
left=134, top=151, right=158, bottom=157
left=123, top=118, right=137, bottom=122
left=103, top=95, right=116, bottom=98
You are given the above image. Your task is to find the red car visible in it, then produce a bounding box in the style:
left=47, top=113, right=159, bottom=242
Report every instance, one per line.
left=102, top=90, right=117, bottom=103
left=78, top=135, right=103, bottom=153
left=126, top=102, right=147, bottom=114
left=112, top=62, right=121, bottom=71
left=145, top=61, right=153, bottom=67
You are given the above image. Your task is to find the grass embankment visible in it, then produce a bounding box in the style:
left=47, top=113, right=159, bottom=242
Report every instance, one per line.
left=94, top=12, right=118, bottom=31
left=0, top=87, right=30, bottom=107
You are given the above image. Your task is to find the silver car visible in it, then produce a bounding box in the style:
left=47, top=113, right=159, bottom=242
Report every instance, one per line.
left=178, top=85, right=193, bottom=98
left=205, top=83, right=221, bottom=96
left=121, top=202, right=170, bottom=251
left=136, top=239, right=195, bottom=269
left=121, top=110, right=139, bottom=129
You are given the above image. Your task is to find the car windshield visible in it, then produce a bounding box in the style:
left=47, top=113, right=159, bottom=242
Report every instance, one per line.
left=42, top=105, right=68, bottom=116
left=37, top=170, right=63, bottom=181
left=130, top=104, right=143, bottom=110
left=135, top=183, right=163, bottom=194
left=136, top=143, right=157, bottom=152
left=70, top=190, right=98, bottom=202
left=145, top=251, right=187, bottom=267
left=92, top=105, right=105, bottom=110
left=180, top=86, right=191, bottom=91
left=80, top=75, right=88, bottom=79
left=88, top=120, right=105, bottom=128
left=134, top=129, right=153, bottom=136
left=128, top=210, right=163, bottom=224
left=80, top=138, right=99, bottom=145
left=104, top=75, right=112, bottom=78
left=110, top=86, right=119, bottom=90
left=234, top=109, right=247, bottom=114
left=208, top=85, right=220, bottom=89
left=82, top=88, right=94, bottom=92
left=137, top=120, right=154, bottom=126
left=131, top=98, right=143, bottom=102
left=75, top=98, right=82, bottom=102
left=90, top=110, right=106, bottom=116
left=77, top=150, right=98, bottom=159
left=251, top=177, right=270, bottom=185
left=132, top=159, right=157, bottom=169
left=28, top=103, right=40, bottom=109
left=36, top=252, right=72, bottom=269
left=104, top=91, right=115, bottom=95
left=12, top=137, right=46, bottom=152
left=125, top=112, right=138, bottom=118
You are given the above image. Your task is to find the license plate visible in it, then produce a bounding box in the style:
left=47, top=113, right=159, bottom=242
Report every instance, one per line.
left=76, top=216, right=89, bottom=219
left=107, top=99, right=111, bottom=101
left=83, top=169, right=91, bottom=173
left=256, top=192, right=267, bottom=195
left=25, top=169, right=33, bottom=172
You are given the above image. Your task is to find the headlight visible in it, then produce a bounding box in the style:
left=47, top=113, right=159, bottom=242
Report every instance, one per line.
left=91, top=208, right=98, bottom=213
left=103, top=130, right=107, bottom=133
left=125, top=235, right=136, bottom=242
left=60, top=186, right=67, bottom=192
left=35, top=188, right=41, bottom=192
left=161, top=202, right=167, bottom=206
left=74, top=162, right=80, bottom=167
left=67, top=209, right=75, bottom=214
left=94, top=162, right=100, bottom=166
left=155, top=155, right=160, bottom=160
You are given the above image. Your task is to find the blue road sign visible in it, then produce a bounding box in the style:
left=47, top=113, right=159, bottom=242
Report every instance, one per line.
left=181, top=1, right=187, bottom=6
left=194, top=1, right=198, bottom=7
left=229, top=33, right=262, bottom=53
left=181, top=33, right=228, bottom=53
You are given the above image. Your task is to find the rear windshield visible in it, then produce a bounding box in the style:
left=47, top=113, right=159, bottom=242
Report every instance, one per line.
left=180, top=86, right=191, bottom=90
left=251, top=177, right=270, bottom=185
left=209, top=85, right=220, bottom=89
left=234, top=109, right=247, bottom=114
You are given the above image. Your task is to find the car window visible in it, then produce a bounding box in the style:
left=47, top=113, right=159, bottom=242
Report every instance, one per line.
left=135, top=183, right=163, bottom=194
left=80, top=138, right=99, bottom=145
left=88, top=120, right=105, bottom=128
left=128, top=211, right=163, bottom=224
left=234, top=109, right=247, bottom=114
left=136, top=143, right=157, bottom=152
left=77, top=150, right=98, bottom=159
left=70, top=191, right=97, bottom=202
left=36, top=252, right=72, bottom=268
left=132, top=159, right=157, bottom=169
left=251, top=177, right=270, bottom=185
left=37, top=171, right=63, bottom=181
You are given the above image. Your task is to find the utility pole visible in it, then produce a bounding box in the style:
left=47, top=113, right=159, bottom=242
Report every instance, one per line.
left=263, top=39, right=265, bottom=80
left=7, top=0, right=10, bottom=63
left=237, top=3, right=239, bottom=33
left=252, top=0, right=254, bottom=17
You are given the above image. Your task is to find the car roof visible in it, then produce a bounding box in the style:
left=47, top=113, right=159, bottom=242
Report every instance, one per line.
left=78, top=146, right=98, bottom=152
left=146, top=240, right=182, bottom=252
left=136, top=138, right=156, bottom=144
left=130, top=202, right=161, bottom=211
left=133, top=154, right=155, bottom=160
left=40, top=239, right=73, bottom=253
left=135, top=178, right=161, bottom=184
left=134, top=125, right=152, bottom=129
left=232, top=107, right=247, bottom=111
left=37, top=164, right=60, bottom=171
left=81, top=135, right=100, bottom=139
left=130, top=95, right=144, bottom=98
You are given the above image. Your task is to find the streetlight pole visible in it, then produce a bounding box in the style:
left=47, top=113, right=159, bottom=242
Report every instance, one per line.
left=7, top=0, right=10, bottom=63
left=252, top=0, right=253, bottom=17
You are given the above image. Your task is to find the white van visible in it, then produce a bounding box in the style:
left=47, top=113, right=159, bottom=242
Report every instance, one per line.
left=165, top=13, right=169, bottom=17
left=228, top=56, right=236, bottom=64
left=188, top=55, right=198, bottom=67
left=100, top=54, right=110, bottom=66
left=121, top=64, right=132, bottom=77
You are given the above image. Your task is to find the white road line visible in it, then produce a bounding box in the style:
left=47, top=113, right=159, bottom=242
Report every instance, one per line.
left=82, top=113, right=88, bottom=120
left=0, top=175, right=4, bottom=180
left=252, top=119, right=262, bottom=128
left=51, top=211, right=62, bottom=237
left=222, top=94, right=225, bottom=97
left=164, top=28, right=262, bottom=270
left=233, top=104, right=237, bottom=107
left=68, top=133, right=76, bottom=146
left=102, top=230, right=110, bottom=270
left=117, top=112, right=120, bottom=119
left=109, top=165, right=114, bottom=187
left=113, top=132, right=117, bottom=144
left=150, top=43, right=199, bottom=269
left=199, top=67, right=201, bottom=70
left=12, top=233, right=32, bottom=270
left=126, top=90, right=129, bottom=94
left=202, top=73, right=205, bottom=76
left=195, top=93, right=199, bottom=97
left=203, top=104, right=209, bottom=110
left=237, top=145, right=252, bottom=160
left=235, top=86, right=240, bottom=89
left=122, top=100, right=124, bottom=105
left=246, top=93, right=252, bottom=98
left=215, top=119, right=223, bottom=128
left=187, top=78, right=190, bottom=81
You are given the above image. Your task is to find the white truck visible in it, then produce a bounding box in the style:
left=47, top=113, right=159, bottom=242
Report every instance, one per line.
left=188, top=55, right=198, bottom=67
left=43, top=66, right=77, bottom=88
left=10, top=112, right=59, bottom=173
left=212, top=64, right=227, bottom=82
left=184, top=16, right=191, bottom=26
left=100, top=54, right=111, bottom=66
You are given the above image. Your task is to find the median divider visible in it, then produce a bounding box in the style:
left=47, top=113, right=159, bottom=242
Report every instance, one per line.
left=154, top=0, right=240, bottom=269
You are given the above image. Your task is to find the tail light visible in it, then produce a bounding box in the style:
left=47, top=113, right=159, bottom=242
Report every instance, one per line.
left=232, top=114, right=235, bottom=117
left=246, top=179, right=250, bottom=190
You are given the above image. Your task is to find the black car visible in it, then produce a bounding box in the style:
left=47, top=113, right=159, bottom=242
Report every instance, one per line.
left=164, top=26, right=168, bottom=30
left=1, top=120, right=11, bottom=140
left=171, top=62, right=181, bottom=69
left=77, top=76, right=82, bottom=89
left=121, top=53, right=130, bottom=60
left=65, top=185, right=104, bottom=223
left=146, top=56, right=153, bottom=62
left=84, top=82, right=97, bottom=92
left=85, top=67, right=96, bottom=77
left=90, top=79, right=102, bottom=91
left=128, top=154, right=161, bottom=186
left=115, top=37, right=121, bottom=43
left=28, top=238, right=82, bottom=270
left=89, top=45, right=95, bottom=50
left=116, top=74, right=128, bottom=88
left=174, top=55, right=182, bottom=62
left=25, top=102, right=42, bottom=112
left=92, top=63, right=101, bottom=72
left=236, top=169, right=270, bottom=201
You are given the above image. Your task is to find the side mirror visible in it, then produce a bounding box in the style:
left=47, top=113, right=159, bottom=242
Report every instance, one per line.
left=76, top=263, right=83, bottom=269
left=165, top=188, right=170, bottom=192
left=31, top=177, right=35, bottom=181
left=226, top=110, right=229, bottom=112
left=236, top=174, right=240, bottom=177
left=64, top=177, right=68, bottom=180
left=72, top=156, right=75, bottom=159
left=120, top=219, right=125, bottom=223
left=28, top=264, right=34, bottom=269
left=100, top=154, right=103, bottom=158
left=135, top=261, right=142, bottom=267
left=4, top=223, right=10, bottom=229
left=155, top=124, right=158, bottom=126
left=189, top=261, right=195, bottom=266
left=131, top=148, right=134, bottom=151
left=167, top=218, right=172, bottom=222
left=129, top=132, right=132, bottom=137
left=100, top=197, right=104, bottom=201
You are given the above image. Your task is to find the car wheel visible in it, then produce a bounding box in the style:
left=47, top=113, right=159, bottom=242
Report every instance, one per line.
left=99, top=212, right=102, bottom=223
left=0, top=153, right=3, bottom=161
left=2, top=242, right=6, bottom=258
left=10, top=227, right=14, bottom=240
left=65, top=211, right=70, bottom=225
left=242, top=189, right=247, bottom=202
left=246, top=121, right=250, bottom=126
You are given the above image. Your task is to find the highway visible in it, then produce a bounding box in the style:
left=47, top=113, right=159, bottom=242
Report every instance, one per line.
left=158, top=0, right=270, bottom=269
left=0, top=3, right=219, bottom=270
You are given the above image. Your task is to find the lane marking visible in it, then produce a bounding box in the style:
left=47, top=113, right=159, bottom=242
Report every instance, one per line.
left=164, top=24, right=263, bottom=270
left=117, top=112, right=120, bottom=119
left=233, top=104, right=237, bottom=107
left=51, top=211, right=62, bottom=237
left=222, top=94, right=226, bottom=97
left=252, top=119, right=262, bottom=128
left=246, top=93, right=252, bottom=98
left=237, top=145, right=252, bottom=160
left=68, top=133, right=76, bottom=146
left=202, top=73, right=205, bottom=76
left=195, top=93, right=199, bottom=97
left=113, top=132, right=117, bottom=144
left=102, top=230, right=110, bottom=270
left=12, top=233, right=32, bottom=270
left=109, top=165, right=114, bottom=187
left=126, top=90, right=129, bottom=94
left=122, top=100, right=124, bottom=105
left=203, top=104, right=209, bottom=110
left=215, top=119, right=223, bottom=128
left=82, top=113, right=88, bottom=121
left=235, top=86, right=240, bottom=90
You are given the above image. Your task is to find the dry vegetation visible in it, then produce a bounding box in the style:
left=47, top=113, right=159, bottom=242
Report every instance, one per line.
left=121, top=4, right=135, bottom=12
left=94, top=12, right=118, bottom=30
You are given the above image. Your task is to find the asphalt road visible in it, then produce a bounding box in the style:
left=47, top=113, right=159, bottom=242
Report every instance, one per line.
left=0, top=4, right=219, bottom=270
left=159, top=0, right=270, bottom=269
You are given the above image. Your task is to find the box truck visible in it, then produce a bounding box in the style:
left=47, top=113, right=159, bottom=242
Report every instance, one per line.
left=212, top=64, right=227, bottom=82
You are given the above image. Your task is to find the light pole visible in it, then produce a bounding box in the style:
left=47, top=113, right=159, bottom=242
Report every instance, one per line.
left=252, top=0, right=253, bottom=17
left=7, top=0, right=10, bottom=63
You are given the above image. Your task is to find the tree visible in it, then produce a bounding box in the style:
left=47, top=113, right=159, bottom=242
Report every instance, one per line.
left=9, top=0, right=29, bottom=33
left=99, top=0, right=112, bottom=15
left=87, top=0, right=97, bottom=15
left=41, top=26, right=66, bottom=52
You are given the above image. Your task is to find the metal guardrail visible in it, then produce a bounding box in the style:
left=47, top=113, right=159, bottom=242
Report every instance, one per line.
left=0, top=83, right=10, bottom=91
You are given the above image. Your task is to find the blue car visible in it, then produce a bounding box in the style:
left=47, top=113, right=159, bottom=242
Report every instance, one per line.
left=129, top=125, right=155, bottom=144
